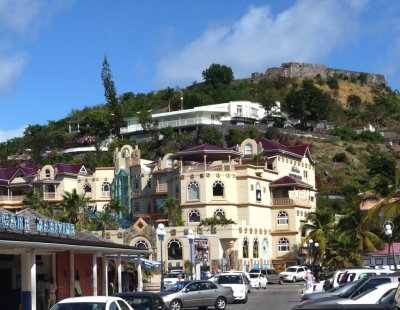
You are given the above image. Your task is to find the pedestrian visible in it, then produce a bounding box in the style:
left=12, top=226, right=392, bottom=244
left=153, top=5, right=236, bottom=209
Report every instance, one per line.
left=108, top=281, right=115, bottom=295
left=37, top=276, right=47, bottom=310
left=74, top=274, right=82, bottom=297
left=46, top=276, right=57, bottom=309
left=303, top=269, right=315, bottom=294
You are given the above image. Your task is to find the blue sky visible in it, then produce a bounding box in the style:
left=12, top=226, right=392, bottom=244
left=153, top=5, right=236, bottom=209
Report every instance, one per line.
left=0, top=0, right=400, bottom=142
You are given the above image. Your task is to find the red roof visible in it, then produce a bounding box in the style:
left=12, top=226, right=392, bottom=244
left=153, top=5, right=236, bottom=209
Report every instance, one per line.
left=54, top=163, right=91, bottom=175
left=173, top=143, right=241, bottom=159
left=0, top=165, right=40, bottom=182
left=270, top=176, right=314, bottom=189
left=255, top=137, right=313, bottom=162
left=364, top=243, right=400, bottom=257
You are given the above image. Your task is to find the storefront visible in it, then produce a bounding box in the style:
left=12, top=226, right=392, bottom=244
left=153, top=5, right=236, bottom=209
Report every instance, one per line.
left=0, top=208, right=147, bottom=310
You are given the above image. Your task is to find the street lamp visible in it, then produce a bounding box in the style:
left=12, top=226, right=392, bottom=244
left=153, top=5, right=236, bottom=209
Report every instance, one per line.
left=303, top=239, right=319, bottom=275
left=384, top=221, right=397, bottom=271
left=156, top=223, right=166, bottom=290
left=187, top=229, right=195, bottom=279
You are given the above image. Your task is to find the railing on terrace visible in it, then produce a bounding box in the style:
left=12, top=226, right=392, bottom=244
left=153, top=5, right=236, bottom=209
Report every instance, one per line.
left=182, top=164, right=233, bottom=173
left=271, top=197, right=311, bottom=207
left=0, top=195, right=25, bottom=203
left=156, top=184, right=168, bottom=193
left=43, top=192, right=59, bottom=200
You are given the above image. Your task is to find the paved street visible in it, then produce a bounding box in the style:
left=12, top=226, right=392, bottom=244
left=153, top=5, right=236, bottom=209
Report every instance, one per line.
left=227, top=282, right=304, bottom=310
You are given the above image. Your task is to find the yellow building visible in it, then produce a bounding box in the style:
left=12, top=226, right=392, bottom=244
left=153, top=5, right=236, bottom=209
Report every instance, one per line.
left=112, top=137, right=316, bottom=272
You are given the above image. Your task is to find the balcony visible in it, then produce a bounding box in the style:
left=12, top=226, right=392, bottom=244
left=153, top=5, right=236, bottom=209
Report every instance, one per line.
left=182, top=164, right=234, bottom=173
left=271, top=197, right=312, bottom=208
left=43, top=192, right=59, bottom=200
left=0, top=195, right=25, bottom=203
left=156, top=183, right=168, bottom=193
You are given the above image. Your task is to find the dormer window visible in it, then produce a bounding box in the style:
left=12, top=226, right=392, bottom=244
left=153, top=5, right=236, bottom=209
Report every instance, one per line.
left=79, top=166, right=87, bottom=174
left=15, top=171, right=26, bottom=178
left=45, top=169, right=51, bottom=179
left=245, top=144, right=253, bottom=155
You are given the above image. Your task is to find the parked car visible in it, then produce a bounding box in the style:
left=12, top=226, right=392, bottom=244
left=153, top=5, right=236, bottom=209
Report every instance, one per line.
left=250, top=268, right=281, bottom=284
left=51, top=296, right=133, bottom=310
left=201, top=270, right=212, bottom=280
left=219, top=270, right=252, bottom=293
left=280, top=266, right=307, bottom=283
left=331, top=268, right=394, bottom=288
left=249, top=272, right=267, bottom=289
left=163, top=272, right=185, bottom=289
left=114, top=291, right=168, bottom=310
left=159, top=280, right=235, bottom=310
left=337, top=282, right=399, bottom=305
left=301, top=281, right=359, bottom=302
left=300, top=272, right=400, bottom=305
left=213, top=272, right=249, bottom=303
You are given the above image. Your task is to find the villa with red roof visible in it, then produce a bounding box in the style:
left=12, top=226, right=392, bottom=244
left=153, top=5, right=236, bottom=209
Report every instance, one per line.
left=110, top=136, right=317, bottom=271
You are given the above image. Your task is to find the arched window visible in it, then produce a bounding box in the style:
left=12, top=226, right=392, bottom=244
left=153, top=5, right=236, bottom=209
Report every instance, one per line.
left=256, top=182, right=261, bottom=201
left=212, top=180, right=224, bottom=197
left=83, top=183, right=91, bottom=193
left=277, top=211, right=289, bottom=225
left=134, top=240, right=149, bottom=249
left=253, top=238, right=259, bottom=258
left=214, top=209, right=225, bottom=218
left=245, top=144, right=253, bottom=155
left=168, top=239, right=182, bottom=260
left=188, top=210, right=200, bottom=222
left=243, top=238, right=249, bottom=258
left=45, top=169, right=51, bottom=178
left=102, top=182, right=111, bottom=197
left=278, top=238, right=290, bottom=252
left=188, top=181, right=199, bottom=200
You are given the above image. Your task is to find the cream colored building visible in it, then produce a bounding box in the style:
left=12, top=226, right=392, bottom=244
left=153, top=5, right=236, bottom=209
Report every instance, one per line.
left=112, top=137, right=316, bottom=272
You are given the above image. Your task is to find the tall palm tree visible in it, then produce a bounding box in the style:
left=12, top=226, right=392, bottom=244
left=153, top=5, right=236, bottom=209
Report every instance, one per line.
left=301, top=203, right=335, bottom=263
left=57, top=189, right=90, bottom=231
left=325, top=232, right=364, bottom=268
left=23, top=188, right=53, bottom=218
left=160, top=198, right=184, bottom=226
left=91, top=211, right=120, bottom=238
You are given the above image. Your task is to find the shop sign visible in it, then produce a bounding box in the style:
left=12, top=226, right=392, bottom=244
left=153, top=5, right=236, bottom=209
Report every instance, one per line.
left=0, top=211, right=75, bottom=236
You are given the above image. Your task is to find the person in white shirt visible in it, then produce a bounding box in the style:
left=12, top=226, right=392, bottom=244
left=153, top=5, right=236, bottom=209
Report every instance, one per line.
left=46, top=276, right=57, bottom=309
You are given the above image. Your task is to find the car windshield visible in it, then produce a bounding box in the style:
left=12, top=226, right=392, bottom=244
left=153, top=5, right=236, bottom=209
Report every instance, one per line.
left=218, top=275, right=243, bottom=284
left=339, top=279, right=364, bottom=298
left=285, top=267, right=297, bottom=273
left=165, top=281, right=188, bottom=291
left=52, top=302, right=106, bottom=310
left=125, top=297, right=151, bottom=309
left=378, top=288, right=397, bottom=305
left=249, top=274, right=259, bottom=278
left=165, top=273, right=181, bottom=278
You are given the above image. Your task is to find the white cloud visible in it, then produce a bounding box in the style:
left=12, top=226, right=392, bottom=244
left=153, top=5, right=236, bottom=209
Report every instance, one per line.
left=0, top=53, right=29, bottom=95
left=156, top=0, right=365, bottom=88
left=0, top=125, right=26, bottom=142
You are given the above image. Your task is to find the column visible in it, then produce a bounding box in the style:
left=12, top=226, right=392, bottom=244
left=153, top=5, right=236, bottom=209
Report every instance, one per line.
left=69, top=252, right=75, bottom=297
left=21, top=248, right=36, bottom=310
left=92, top=253, right=98, bottom=296
left=117, top=255, right=122, bottom=293
left=102, top=255, right=108, bottom=296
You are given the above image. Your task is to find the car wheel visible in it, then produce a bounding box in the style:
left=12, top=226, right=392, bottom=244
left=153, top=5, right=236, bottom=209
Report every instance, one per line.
left=292, top=277, right=296, bottom=283
left=279, top=277, right=284, bottom=285
left=215, top=297, right=226, bottom=310
left=242, top=294, right=248, bottom=304
left=169, top=299, right=182, bottom=310
left=264, top=280, right=267, bottom=289
left=258, top=282, right=261, bottom=289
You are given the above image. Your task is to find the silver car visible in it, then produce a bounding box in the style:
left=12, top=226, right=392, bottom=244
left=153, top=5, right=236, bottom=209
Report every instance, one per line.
left=159, top=280, right=235, bottom=310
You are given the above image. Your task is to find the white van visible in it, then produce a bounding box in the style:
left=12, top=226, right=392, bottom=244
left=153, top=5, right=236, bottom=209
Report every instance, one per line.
left=332, top=268, right=394, bottom=287
left=214, top=272, right=249, bottom=303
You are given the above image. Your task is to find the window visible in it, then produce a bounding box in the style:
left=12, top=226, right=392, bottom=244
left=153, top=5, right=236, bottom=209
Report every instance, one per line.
left=147, top=179, right=151, bottom=188
left=102, top=182, right=111, bottom=197
left=253, top=238, right=259, bottom=258
left=45, top=169, right=51, bottom=178
left=277, top=211, right=289, bottom=225
left=134, top=240, right=149, bottom=249
left=256, top=182, right=261, bottom=201
left=304, top=171, right=308, bottom=179
left=188, top=181, right=199, bottom=200
left=237, top=105, right=242, bottom=116
left=245, top=144, right=253, bottom=155
left=109, top=301, right=118, bottom=310
left=278, top=238, right=289, bottom=252
left=117, top=300, right=131, bottom=310
left=15, top=170, right=26, bottom=178
left=212, top=180, right=224, bottom=197
left=166, top=159, right=173, bottom=168
left=83, top=183, right=91, bottom=193
left=168, top=239, right=182, bottom=260
left=188, top=210, right=200, bottom=222
left=243, top=238, right=249, bottom=258
left=214, top=209, right=225, bottom=218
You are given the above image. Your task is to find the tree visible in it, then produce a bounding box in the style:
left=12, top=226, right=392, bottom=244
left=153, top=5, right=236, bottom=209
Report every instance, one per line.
left=160, top=198, right=184, bottom=226
left=198, top=216, right=236, bottom=232
left=57, top=189, right=90, bottom=231
left=324, top=232, right=364, bottom=268
left=23, top=188, right=53, bottom=218
left=202, top=64, right=234, bottom=87
left=101, top=56, right=123, bottom=136
left=198, top=127, right=224, bottom=147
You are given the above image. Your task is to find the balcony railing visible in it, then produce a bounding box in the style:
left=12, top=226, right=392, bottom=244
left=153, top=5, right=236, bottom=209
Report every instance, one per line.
left=182, top=164, right=233, bottom=173
left=271, top=197, right=311, bottom=207
left=156, top=183, right=168, bottom=193
left=43, top=192, right=59, bottom=200
left=0, top=195, right=25, bottom=203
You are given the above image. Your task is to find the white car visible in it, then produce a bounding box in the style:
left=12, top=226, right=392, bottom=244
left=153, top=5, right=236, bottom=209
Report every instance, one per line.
left=51, top=296, right=134, bottom=310
left=163, top=272, right=184, bottom=289
left=337, top=282, right=399, bottom=305
left=213, top=272, right=249, bottom=303
left=249, top=272, right=267, bottom=289
left=279, top=266, right=307, bottom=283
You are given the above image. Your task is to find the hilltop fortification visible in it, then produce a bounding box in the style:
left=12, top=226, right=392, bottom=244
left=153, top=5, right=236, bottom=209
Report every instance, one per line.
left=251, top=62, right=386, bottom=85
